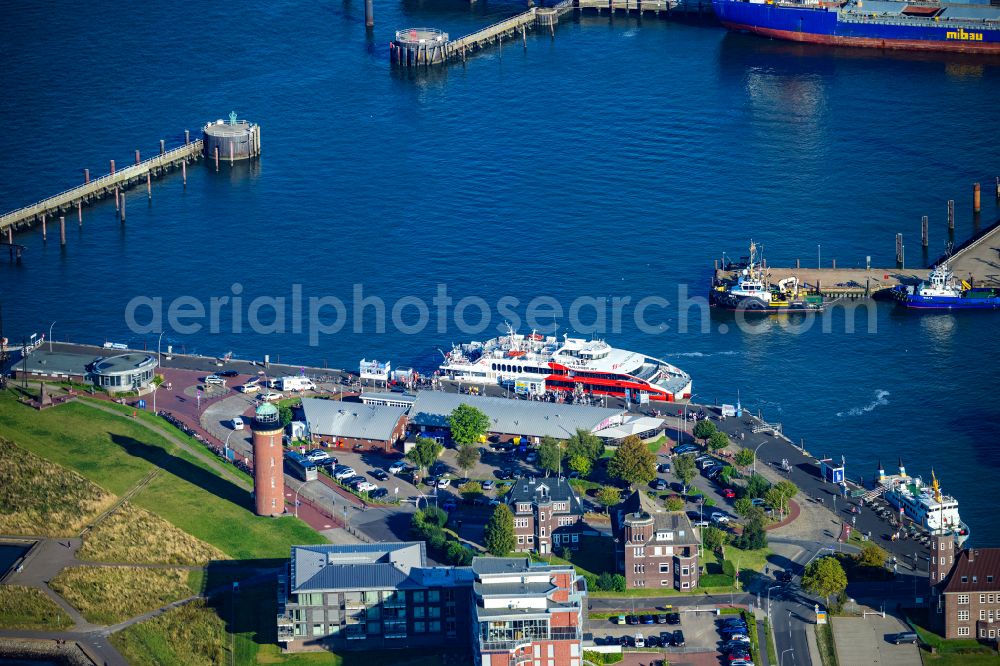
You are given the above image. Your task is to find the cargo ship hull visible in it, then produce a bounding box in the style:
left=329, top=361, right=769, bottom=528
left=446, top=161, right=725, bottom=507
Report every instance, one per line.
left=713, top=0, right=1000, bottom=54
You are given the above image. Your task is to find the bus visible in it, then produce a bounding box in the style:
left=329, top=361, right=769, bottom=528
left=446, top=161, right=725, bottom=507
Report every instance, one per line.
left=284, top=451, right=318, bottom=482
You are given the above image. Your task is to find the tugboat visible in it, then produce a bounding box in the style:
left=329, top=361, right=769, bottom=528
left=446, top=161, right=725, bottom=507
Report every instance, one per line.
left=711, top=241, right=824, bottom=313
left=890, top=261, right=1000, bottom=310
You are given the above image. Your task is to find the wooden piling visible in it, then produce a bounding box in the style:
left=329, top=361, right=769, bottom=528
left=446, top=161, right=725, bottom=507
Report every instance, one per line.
left=947, top=200, right=955, bottom=230
left=59, top=216, right=66, bottom=246
left=896, top=233, right=904, bottom=268
left=921, top=216, right=928, bottom=247
left=214, top=146, right=220, bottom=171
left=7, top=228, right=11, bottom=245
left=365, top=0, right=374, bottom=27
left=973, top=182, right=981, bottom=213
left=77, top=201, right=82, bottom=225
left=796, top=258, right=800, bottom=269
left=84, top=168, right=90, bottom=184
left=996, top=177, right=999, bottom=199
left=182, top=160, right=187, bottom=187
left=185, top=129, right=190, bottom=145
left=115, top=187, right=120, bottom=211
left=159, top=139, right=165, bottom=156
left=832, top=259, right=836, bottom=269
left=229, top=142, right=234, bottom=165
left=135, top=149, right=141, bottom=165
left=120, top=194, right=125, bottom=223
left=147, top=171, right=152, bottom=199
left=41, top=215, right=47, bottom=241
left=110, top=159, right=116, bottom=176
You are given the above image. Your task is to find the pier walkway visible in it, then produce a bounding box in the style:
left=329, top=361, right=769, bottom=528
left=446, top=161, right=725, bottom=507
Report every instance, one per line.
left=944, top=218, right=1000, bottom=286
left=0, top=139, right=203, bottom=233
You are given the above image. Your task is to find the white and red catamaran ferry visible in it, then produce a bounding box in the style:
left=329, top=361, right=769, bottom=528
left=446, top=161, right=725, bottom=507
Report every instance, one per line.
left=438, top=327, right=692, bottom=402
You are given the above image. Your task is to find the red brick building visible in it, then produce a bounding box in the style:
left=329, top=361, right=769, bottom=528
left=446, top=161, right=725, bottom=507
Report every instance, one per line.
left=472, top=557, right=586, bottom=666
left=505, top=478, right=586, bottom=556
left=930, top=533, right=1000, bottom=642
left=613, top=490, right=700, bottom=590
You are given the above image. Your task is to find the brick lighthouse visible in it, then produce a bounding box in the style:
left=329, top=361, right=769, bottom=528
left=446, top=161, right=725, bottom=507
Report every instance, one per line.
left=251, top=402, right=285, bottom=517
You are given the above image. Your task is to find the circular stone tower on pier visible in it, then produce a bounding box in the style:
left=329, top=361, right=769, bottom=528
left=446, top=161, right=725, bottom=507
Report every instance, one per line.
left=251, top=402, right=285, bottom=517
left=203, top=111, right=261, bottom=163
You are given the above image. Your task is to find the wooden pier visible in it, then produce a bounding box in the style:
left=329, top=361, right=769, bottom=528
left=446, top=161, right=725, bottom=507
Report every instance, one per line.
left=392, top=0, right=709, bottom=68
left=0, top=138, right=203, bottom=233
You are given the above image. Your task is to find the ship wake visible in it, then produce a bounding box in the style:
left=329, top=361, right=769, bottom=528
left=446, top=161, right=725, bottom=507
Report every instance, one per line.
left=837, top=389, right=890, bottom=417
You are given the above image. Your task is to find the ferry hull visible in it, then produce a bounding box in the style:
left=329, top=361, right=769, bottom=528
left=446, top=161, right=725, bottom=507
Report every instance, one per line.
left=710, top=291, right=824, bottom=313
left=889, top=287, right=1000, bottom=310
left=713, top=0, right=1000, bottom=54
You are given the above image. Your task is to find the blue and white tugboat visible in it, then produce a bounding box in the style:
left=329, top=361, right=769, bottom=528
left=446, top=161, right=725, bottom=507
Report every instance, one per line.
left=891, top=262, right=1000, bottom=310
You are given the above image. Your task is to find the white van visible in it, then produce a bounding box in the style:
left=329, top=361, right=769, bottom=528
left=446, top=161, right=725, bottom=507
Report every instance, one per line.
left=634, top=633, right=645, bottom=648
left=277, top=376, right=316, bottom=392
left=231, top=417, right=244, bottom=430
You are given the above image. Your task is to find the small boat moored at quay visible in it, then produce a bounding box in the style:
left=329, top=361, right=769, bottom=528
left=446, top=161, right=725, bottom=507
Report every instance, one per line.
left=711, top=241, right=825, bottom=313
left=889, top=261, right=1000, bottom=310
left=867, top=459, right=970, bottom=546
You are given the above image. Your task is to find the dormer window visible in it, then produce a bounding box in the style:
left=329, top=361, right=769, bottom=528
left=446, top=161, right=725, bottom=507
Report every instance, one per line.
left=962, top=576, right=969, bottom=583
left=989, top=576, right=994, bottom=583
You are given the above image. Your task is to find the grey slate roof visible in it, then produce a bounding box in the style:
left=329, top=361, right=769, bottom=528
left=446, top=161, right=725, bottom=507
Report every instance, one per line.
left=505, top=478, right=585, bottom=516
left=616, top=491, right=700, bottom=547
left=301, top=398, right=406, bottom=442
left=291, top=542, right=427, bottom=592
left=408, top=391, right=623, bottom=439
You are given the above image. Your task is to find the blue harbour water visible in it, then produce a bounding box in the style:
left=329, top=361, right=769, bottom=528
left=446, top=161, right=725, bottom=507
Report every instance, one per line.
left=2, top=2, right=999, bottom=540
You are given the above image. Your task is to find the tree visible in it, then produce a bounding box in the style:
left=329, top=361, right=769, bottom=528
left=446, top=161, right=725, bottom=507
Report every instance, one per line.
left=596, top=486, right=622, bottom=514
left=484, top=504, right=516, bottom=556
left=802, top=556, right=848, bottom=605
left=449, top=403, right=490, bottom=445
left=734, top=497, right=755, bottom=517
left=456, top=443, right=480, bottom=475
left=692, top=419, right=717, bottom=442
left=596, top=573, right=626, bottom=593
left=405, top=437, right=443, bottom=475
left=567, top=454, right=592, bottom=477
left=734, top=448, right=755, bottom=468
left=765, top=487, right=786, bottom=518
left=538, top=436, right=564, bottom=477
left=608, top=435, right=656, bottom=487
left=278, top=403, right=294, bottom=428
left=703, top=525, right=729, bottom=552
left=708, top=431, right=730, bottom=451
left=773, top=480, right=798, bottom=516
left=674, top=453, right=697, bottom=494
left=745, top=473, right=771, bottom=499
left=665, top=496, right=685, bottom=512
left=460, top=481, right=484, bottom=502
left=566, top=429, right=604, bottom=464
left=856, top=542, right=886, bottom=569
left=446, top=541, right=473, bottom=566
left=735, top=516, right=768, bottom=551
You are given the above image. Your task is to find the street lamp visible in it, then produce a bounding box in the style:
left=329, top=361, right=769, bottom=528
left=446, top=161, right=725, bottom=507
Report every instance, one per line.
left=753, top=439, right=768, bottom=475
left=767, top=584, right=781, bottom=617
left=152, top=331, right=165, bottom=415
left=224, top=429, right=236, bottom=460
left=780, top=648, right=794, bottom=666
left=48, top=321, right=56, bottom=352
left=291, top=479, right=306, bottom=518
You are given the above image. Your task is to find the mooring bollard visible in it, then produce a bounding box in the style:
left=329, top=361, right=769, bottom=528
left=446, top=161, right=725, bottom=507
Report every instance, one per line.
left=973, top=182, right=981, bottom=213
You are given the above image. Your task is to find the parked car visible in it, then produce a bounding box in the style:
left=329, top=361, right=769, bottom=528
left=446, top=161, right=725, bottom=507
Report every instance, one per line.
left=216, top=370, right=239, bottom=377
left=652, top=478, right=668, bottom=491
left=892, top=632, right=919, bottom=645
left=724, top=633, right=749, bottom=642
left=618, top=635, right=631, bottom=647
left=722, top=620, right=749, bottom=630
left=496, top=469, right=512, bottom=480
left=671, top=629, right=686, bottom=647
left=525, top=452, right=537, bottom=463
left=437, top=478, right=451, bottom=488
left=442, top=499, right=457, bottom=511
left=231, top=416, right=244, bottom=430
left=370, top=469, right=389, bottom=481
left=730, top=660, right=755, bottom=666
left=707, top=467, right=725, bottom=480
left=655, top=613, right=668, bottom=624
left=306, top=449, right=331, bottom=463
left=722, top=488, right=736, bottom=499
left=369, top=487, right=389, bottom=500
left=482, top=480, right=495, bottom=491
left=389, top=461, right=407, bottom=474
left=750, top=497, right=765, bottom=506
left=355, top=481, right=378, bottom=493
left=238, top=383, right=260, bottom=394
left=726, top=649, right=752, bottom=662
left=455, top=478, right=470, bottom=487
left=657, top=463, right=671, bottom=473
left=613, top=614, right=627, bottom=625
left=711, top=511, right=730, bottom=524
left=692, top=519, right=710, bottom=527
left=722, top=640, right=751, bottom=652
left=776, top=570, right=793, bottom=583
left=640, top=614, right=655, bottom=625
left=625, top=615, right=638, bottom=625
left=258, top=391, right=283, bottom=402
left=333, top=466, right=356, bottom=480
left=674, top=444, right=700, bottom=454
left=646, top=635, right=660, bottom=648
left=204, top=374, right=226, bottom=385
left=346, top=475, right=367, bottom=487
left=666, top=612, right=681, bottom=625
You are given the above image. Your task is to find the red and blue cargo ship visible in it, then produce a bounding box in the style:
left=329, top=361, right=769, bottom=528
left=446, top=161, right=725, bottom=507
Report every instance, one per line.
left=712, top=0, right=1000, bottom=53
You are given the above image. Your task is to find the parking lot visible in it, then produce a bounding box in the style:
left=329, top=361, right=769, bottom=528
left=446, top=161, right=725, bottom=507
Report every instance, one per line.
left=589, top=609, right=724, bottom=657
